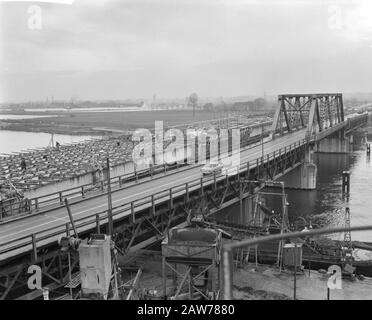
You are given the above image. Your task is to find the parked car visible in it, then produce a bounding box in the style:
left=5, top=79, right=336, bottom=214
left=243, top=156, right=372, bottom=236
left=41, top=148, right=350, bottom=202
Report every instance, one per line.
left=201, top=161, right=223, bottom=175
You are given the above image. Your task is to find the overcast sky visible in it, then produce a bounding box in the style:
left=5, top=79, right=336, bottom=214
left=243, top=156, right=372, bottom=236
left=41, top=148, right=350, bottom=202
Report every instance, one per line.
left=1, top=0, right=372, bottom=102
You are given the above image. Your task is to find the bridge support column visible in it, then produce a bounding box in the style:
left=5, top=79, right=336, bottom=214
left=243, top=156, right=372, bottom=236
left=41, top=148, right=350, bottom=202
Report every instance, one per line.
left=278, top=146, right=317, bottom=190
left=240, top=195, right=268, bottom=225
left=241, top=196, right=254, bottom=225
left=316, top=131, right=353, bottom=153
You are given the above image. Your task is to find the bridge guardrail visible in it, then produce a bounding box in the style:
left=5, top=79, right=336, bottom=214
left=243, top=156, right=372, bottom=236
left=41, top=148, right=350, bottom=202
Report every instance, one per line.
left=0, top=138, right=309, bottom=260
left=0, top=161, right=187, bottom=221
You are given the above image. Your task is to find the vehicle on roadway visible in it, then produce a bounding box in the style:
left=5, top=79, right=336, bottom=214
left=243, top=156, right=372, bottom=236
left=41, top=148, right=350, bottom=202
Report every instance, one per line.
left=201, top=161, right=223, bottom=175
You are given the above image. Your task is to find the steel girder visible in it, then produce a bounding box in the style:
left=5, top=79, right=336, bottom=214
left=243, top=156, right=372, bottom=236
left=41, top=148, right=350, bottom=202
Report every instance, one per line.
left=271, top=93, right=344, bottom=136
left=113, top=143, right=308, bottom=253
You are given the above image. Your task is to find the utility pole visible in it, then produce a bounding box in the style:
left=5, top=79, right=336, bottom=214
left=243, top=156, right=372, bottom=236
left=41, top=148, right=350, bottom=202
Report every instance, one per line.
left=193, top=103, right=195, bottom=125
left=293, top=243, right=297, bottom=300
left=261, top=125, right=264, bottom=159
left=278, top=182, right=287, bottom=271
left=106, top=157, right=113, bottom=236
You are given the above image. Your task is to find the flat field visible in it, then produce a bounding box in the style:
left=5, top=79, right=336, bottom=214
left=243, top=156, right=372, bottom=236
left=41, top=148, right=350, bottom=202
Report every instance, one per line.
left=0, top=109, right=268, bottom=135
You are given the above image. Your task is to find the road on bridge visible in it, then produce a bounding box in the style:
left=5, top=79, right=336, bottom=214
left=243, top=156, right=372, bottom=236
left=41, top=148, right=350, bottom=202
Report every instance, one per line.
left=0, top=129, right=307, bottom=261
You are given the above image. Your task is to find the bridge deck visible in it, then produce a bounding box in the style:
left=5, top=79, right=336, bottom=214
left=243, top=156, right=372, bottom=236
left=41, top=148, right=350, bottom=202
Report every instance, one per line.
left=0, top=113, right=368, bottom=262
left=0, top=129, right=308, bottom=261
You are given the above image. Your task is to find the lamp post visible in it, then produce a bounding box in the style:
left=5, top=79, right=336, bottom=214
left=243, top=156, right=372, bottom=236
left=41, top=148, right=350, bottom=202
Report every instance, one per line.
left=106, top=157, right=113, bottom=236
left=261, top=124, right=264, bottom=159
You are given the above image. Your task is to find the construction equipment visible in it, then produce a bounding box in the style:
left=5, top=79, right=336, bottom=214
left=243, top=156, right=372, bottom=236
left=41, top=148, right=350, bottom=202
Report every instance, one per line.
left=162, top=226, right=222, bottom=300
left=60, top=199, right=122, bottom=300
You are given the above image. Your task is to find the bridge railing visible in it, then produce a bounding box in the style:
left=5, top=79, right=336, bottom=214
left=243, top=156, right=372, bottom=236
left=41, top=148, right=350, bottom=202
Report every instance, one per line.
left=0, top=138, right=309, bottom=261
left=0, top=161, right=186, bottom=221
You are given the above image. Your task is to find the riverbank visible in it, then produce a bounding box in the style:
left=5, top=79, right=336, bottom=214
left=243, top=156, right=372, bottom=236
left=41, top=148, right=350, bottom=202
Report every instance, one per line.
left=0, top=120, right=108, bottom=136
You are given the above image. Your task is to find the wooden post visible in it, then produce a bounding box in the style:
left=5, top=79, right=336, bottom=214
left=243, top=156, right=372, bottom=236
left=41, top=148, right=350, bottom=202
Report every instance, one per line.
left=131, top=202, right=135, bottom=223
left=255, top=245, right=258, bottom=267
left=293, top=243, right=297, bottom=300
left=65, top=222, right=70, bottom=236
left=239, top=183, right=243, bottom=224
left=342, top=171, right=350, bottom=194
left=169, top=189, right=173, bottom=209
left=135, top=163, right=138, bottom=181
left=151, top=194, right=155, bottom=215
left=162, top=256, right=167, bottom=300
left=9, top=201, right=13, bottom=217
left=31, top=234, right=37, bottom=261
left=106, top=158, right=114, bottom=236
left=189, top=268, right=193, bottom=300
left=185, top=183, right=189, bottom=202
left=96, top=214, right=100, bottom=234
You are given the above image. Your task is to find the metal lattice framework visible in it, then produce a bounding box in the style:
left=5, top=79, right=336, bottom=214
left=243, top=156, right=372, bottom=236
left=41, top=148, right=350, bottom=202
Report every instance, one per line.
left=271, top=94, right=344, bottom=135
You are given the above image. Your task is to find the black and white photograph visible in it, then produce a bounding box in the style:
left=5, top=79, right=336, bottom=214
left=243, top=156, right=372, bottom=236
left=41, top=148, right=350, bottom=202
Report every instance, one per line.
left=1, top=0, right=372, bottom=304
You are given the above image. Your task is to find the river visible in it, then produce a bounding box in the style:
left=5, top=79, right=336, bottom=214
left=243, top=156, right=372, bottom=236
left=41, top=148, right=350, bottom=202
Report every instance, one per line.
left=0, top=130, right=97, bottom=155
left=283, top=147, right=372, bottom=242
left=215, top=141, right=372, bottom=242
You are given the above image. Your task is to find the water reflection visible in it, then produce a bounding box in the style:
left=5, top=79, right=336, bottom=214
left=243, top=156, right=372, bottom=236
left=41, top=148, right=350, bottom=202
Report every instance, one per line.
left=267, top=149, right=372, bottom=242
left=214, top=143, right=372, bottom=242
left=0, top=115, right=52, bottom=120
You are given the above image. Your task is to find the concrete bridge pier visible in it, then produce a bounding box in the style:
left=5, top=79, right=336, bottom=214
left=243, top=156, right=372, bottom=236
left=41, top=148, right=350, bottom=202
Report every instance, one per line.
left=278, top=145, right=317, bottom=190
left=241, top=195, right=254, bottom=225
left=315, top=130, right=353, bottom=153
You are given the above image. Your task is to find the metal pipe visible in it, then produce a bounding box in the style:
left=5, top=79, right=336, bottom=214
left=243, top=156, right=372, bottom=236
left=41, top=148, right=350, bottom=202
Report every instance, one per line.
left=293, top=242, right=297, bottom=300
left=222, top=249, right=233, bottom=300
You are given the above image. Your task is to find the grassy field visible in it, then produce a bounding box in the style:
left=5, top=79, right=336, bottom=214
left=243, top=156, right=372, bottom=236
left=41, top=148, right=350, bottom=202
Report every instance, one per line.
left=1, top=109, right=267, bottom=135
left=46, top=110, right=237, bottom=129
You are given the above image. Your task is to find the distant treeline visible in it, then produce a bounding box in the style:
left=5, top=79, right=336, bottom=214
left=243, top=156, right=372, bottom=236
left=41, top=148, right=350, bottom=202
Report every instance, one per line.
left=202, top=98, right=275, bottom=112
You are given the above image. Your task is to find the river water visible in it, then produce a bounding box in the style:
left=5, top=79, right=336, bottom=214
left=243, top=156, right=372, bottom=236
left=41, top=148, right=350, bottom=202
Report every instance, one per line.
left=0, top=130, right=96, bottom=155
left=216, top=141, right=372, bottom=242
left=285, top=146, right=372, bottom=242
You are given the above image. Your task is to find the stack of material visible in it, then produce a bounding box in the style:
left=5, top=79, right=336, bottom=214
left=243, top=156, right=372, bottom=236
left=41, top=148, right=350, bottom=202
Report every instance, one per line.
left=0, top=135, right=136, bottom=197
